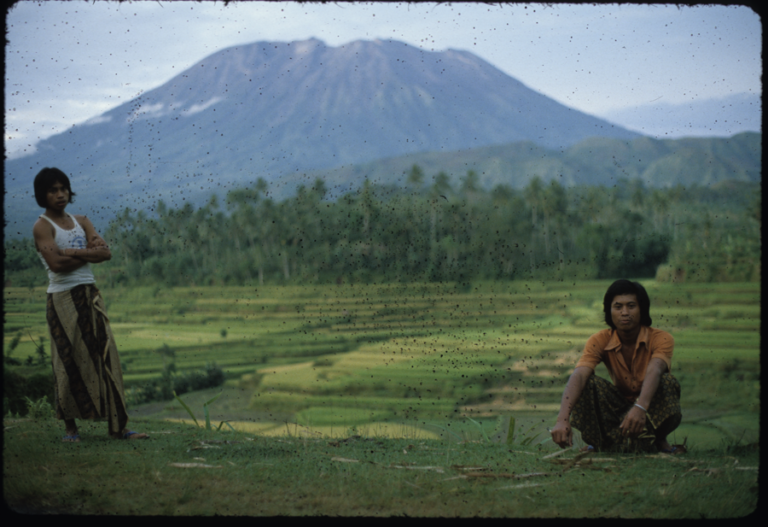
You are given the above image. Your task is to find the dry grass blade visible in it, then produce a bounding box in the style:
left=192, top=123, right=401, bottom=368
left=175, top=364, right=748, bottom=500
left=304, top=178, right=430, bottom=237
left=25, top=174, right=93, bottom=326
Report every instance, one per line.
left=462, top=472, right=517, bottom=478
left=452, top=465, right=488, bottom=471
left=573, top=450, right=593, bottom=462
left=499, top=482, right=553, bottom=490
left=388, top=464, right=444, bottom=473
left=682, top=466, right=721, bottom=477
left=734, top=467, right=758, bottom=471
left=541, top=447, right=576, bottom=460
left=331, top=457, right=360, bottom=463
left=514, top=472, right=551, bottom=479
left=168, top=463, right=222, bottom=469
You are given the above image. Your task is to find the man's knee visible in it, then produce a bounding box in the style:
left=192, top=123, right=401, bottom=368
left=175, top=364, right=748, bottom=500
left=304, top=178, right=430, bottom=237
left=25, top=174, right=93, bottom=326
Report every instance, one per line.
left=659, top=372, right=681, bottom=395
left=656, top=411, right=682, bottom=436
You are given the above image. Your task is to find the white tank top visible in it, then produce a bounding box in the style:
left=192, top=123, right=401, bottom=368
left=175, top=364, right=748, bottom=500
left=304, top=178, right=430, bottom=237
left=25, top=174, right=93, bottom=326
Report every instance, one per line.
left=37, top=213, right=96, bottom=293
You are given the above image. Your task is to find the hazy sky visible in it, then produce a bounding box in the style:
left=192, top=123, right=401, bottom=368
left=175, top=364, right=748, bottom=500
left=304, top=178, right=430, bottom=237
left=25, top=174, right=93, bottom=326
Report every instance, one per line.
left=4, top=1, right=762, bottom=159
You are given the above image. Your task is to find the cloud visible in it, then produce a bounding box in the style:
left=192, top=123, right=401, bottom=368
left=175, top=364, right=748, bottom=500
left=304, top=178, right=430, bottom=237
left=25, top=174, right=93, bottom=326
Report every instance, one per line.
left=185, top=97, right=223, bottom=116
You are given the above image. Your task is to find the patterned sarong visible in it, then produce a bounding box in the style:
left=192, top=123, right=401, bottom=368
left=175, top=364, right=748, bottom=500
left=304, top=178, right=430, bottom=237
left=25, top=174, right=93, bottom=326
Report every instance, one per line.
left=570, top=373, right=681, bottom=453
left=47, top=284, right=128, bottom=436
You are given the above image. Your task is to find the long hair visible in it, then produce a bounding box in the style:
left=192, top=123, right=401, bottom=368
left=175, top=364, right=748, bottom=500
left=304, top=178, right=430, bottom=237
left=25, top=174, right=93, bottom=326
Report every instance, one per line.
left=603, top=279, right=652, bottom=329
left=34, top=167, right=76, bottom=208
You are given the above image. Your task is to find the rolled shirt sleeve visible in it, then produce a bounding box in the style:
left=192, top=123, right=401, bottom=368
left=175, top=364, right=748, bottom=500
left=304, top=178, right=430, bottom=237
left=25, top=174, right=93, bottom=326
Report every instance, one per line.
left=575, top=329, right=612, bottom=371
left=648, top=330, right=674, bottom=372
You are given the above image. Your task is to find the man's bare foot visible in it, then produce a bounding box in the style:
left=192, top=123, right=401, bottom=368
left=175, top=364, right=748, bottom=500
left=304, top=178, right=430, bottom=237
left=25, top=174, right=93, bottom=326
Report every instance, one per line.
left=656, top=438, right=685, bottom=454
left=63, top=419, right=79, bottom=441
left=112, top=429, right=149, bottom=440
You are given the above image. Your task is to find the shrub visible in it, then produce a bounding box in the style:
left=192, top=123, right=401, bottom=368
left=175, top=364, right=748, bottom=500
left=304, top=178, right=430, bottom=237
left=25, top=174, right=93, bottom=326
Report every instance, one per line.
left=126, top=361, right=226, bottom=406
left=3, top=369, right=55, bottom=417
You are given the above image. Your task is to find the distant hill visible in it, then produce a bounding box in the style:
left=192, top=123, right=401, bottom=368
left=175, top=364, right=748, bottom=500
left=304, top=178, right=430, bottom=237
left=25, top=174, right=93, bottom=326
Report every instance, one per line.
left=271, top=132, right=762, bottom=201
left=599, top=92, right=761, bottom=138
left=4, top=38, right=641, bottom=238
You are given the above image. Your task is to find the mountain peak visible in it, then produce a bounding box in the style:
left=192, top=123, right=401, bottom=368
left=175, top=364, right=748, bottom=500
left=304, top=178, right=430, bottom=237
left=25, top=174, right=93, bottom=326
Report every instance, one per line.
left=4, top=37, right=642, bottom=236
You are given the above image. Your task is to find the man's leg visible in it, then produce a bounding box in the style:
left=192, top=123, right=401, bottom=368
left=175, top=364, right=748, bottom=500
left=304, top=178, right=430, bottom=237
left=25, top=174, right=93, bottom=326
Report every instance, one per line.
left=62, top=418, right=80, bottom=442
left=570, top=375, right=634, bottom=451
left=645, top=373, right=683, bottom=451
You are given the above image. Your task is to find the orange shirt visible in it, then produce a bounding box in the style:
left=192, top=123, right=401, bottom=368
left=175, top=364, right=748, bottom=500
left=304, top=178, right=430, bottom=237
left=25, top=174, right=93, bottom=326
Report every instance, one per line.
left=575, top=326, right=674, bottom=402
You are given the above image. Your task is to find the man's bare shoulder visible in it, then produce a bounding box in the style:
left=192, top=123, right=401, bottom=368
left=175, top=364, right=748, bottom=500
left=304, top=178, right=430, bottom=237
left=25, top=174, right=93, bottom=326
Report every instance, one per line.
left=32, top=216, right=52, bottom=237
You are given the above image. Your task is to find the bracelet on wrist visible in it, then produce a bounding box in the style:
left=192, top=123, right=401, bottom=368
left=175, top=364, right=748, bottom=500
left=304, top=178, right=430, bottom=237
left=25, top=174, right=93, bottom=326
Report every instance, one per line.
left=634, top=403, right=647, bottom=412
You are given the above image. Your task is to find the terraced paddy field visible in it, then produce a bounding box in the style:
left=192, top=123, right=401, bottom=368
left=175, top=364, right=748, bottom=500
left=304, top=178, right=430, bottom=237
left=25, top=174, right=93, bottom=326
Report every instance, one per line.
left=4, top=280, right=759, bottom=449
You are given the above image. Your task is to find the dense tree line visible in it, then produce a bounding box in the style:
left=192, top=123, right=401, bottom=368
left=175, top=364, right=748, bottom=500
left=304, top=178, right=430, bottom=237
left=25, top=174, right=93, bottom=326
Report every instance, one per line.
left=4, top=168, right=760, bottom=287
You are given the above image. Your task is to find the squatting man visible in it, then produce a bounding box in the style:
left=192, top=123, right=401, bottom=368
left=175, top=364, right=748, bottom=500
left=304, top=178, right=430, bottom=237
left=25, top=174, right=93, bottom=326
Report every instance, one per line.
left=550, top=279, right=684, bottom=454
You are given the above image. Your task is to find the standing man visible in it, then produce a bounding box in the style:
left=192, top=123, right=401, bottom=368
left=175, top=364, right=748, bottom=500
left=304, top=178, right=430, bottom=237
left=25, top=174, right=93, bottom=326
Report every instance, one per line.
left=550, top=279, right=683, bottom=453
left=32, top=167, right=147, bottom=442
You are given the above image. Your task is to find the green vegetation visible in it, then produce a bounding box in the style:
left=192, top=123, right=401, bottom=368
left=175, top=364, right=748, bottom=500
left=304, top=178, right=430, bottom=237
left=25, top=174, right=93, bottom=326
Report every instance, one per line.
left=2, top=417, right=758, bottom=516
left=2, top=279, right=760, bottom=515
left=173, top=390, right=235, bottom=432
left=281, top=133, right=761, bottom=200
left=127, top=360, right=226, bottom=405
left=4, top=176, right=760, bottom=289
left=4, top=280, right=759, bottom=448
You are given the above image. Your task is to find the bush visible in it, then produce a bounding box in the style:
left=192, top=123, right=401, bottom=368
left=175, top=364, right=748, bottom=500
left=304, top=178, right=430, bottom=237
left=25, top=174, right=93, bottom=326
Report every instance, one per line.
left=3, top=369, right=55, bottom=417
left=127, top=361, right=226, bottom=406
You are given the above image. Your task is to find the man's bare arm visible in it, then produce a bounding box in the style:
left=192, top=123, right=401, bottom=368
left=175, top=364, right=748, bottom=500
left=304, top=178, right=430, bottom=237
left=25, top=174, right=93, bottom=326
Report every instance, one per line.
left=619, top=358, right=667, bottom=438
left=550, top=366, right=593, bottom=448
left=61, top=245, right=111, bottom=263
left=33, top=220, right=88, bottom=273
left=67, top=215, right=112, bottom=263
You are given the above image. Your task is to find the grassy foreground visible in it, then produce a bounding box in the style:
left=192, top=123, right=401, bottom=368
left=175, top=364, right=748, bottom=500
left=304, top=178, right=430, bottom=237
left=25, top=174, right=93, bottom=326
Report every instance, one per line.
left=3, top=416, right=758, bottom=517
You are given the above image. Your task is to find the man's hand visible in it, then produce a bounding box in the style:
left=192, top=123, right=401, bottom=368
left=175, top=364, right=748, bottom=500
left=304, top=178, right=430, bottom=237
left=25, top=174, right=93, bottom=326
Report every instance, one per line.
left=551, top=366, right=592, bottom=449
left=550, top=419, right=573, bottom=448
left=87, top=238, right=107, bottom=249
left=619, top=405, right=647, bottom=438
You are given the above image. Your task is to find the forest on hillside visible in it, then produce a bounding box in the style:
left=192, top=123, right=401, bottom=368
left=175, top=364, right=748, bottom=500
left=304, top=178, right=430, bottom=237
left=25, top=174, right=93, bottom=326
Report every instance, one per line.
left=4, top=169, right=761, bottom=288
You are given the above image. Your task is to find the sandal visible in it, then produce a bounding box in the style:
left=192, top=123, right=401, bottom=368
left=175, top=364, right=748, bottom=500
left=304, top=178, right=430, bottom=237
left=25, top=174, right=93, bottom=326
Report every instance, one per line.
left=62, top=434, right=81, bottom=443
left=661, top=444, right=687, bottom=454
left=122, top=430, right=149, bottom=439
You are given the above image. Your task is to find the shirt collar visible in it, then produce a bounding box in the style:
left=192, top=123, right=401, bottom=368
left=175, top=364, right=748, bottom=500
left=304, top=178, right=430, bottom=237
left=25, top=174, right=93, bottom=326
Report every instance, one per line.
left=604, top=326, right=650, bottom=351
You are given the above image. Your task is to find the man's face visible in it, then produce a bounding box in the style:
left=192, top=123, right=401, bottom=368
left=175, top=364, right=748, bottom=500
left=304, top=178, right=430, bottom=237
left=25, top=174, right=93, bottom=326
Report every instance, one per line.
left=611, top=294, right=641, bottom=332
left=46, top=181, right=70, bottom=211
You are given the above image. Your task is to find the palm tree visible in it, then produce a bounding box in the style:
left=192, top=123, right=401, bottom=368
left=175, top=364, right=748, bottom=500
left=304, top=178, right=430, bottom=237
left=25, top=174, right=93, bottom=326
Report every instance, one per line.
left=542, top=180, right=567, bottom=272
left=523, top=176, right=544, bottom=274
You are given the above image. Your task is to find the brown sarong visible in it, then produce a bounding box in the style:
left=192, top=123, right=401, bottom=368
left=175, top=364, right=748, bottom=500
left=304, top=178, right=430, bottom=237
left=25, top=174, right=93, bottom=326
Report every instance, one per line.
left=570, top=373, right=681, bottom=452
left=47, top=284, right=128, bottom=436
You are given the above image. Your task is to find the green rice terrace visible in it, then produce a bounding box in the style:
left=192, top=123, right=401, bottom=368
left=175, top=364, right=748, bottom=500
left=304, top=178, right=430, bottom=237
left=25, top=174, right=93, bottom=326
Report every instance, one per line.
left=3, top=280, right=760, bottom=516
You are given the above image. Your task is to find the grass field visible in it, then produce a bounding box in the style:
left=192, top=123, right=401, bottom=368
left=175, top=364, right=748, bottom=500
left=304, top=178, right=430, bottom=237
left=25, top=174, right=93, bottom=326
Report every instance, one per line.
left=3, top=279, right=760, bottom=516
left=2, top=417, right=759, bottom=516
left=3, top=279, right=760, bottom=450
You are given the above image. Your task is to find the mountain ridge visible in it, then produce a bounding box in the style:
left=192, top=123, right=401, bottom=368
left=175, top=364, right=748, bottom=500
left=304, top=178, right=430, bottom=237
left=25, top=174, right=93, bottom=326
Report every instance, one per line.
left=1, top=36, right=701, bottom=238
